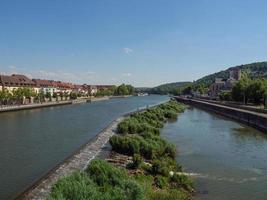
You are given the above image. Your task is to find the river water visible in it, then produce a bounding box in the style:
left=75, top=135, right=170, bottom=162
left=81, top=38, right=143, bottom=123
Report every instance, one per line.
left=0, top=95, right=169, bottom=200
left=162, top=107, right=267, bottom=200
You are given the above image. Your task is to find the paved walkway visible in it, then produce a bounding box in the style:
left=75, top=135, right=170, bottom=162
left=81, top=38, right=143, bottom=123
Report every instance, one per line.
left=16, top=117, right=124, bottom=200
left=194, top=98, right=267, bottom=115
left=0, top=101, right=72, bottom=113
left=190, top=98, right=267, bottom=118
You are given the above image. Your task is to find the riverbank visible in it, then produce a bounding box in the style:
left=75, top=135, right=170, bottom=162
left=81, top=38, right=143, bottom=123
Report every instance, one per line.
left=175, top=97, right=267, bottom=133
left=0, top=101, right=72, bottom=113
left=0, top=95, right=132, bottom=113
left=15, top=117, right=124, bottom=200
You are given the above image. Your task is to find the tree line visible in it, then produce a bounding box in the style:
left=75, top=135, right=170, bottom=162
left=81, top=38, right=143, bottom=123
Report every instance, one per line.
left=96, top=84, right=134, bottom=97
left=219, top=78, right=267, bottom=105
left=0, top=88, right=79, bottom=105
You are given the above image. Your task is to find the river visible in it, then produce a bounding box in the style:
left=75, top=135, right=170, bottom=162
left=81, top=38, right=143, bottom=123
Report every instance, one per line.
left=162, top=107, right=267, bottom=200
left=0, top=95, right=169, bottom=200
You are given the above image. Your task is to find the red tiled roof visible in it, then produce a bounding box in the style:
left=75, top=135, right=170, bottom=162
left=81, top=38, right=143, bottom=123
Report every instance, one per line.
left=0, top=74, right=35, bottom=87
left=32, top=79, right=54, bottom=87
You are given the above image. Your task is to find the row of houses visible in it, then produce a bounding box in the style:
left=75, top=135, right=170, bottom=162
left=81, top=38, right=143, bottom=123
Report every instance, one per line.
left=0, top=74, right=114, bottom=96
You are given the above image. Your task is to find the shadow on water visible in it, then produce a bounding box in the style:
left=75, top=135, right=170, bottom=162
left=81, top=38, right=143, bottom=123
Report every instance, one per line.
left=232, top=126, right=267, bottom=140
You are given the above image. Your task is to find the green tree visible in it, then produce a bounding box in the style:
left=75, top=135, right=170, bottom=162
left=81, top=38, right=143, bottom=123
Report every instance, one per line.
left=45, top=92, right=52, bottom=101
left=69, top=92, right=77, bottom=99
left=247, top=79, right=267, bottom=104
left=231, top=78, right=251, bottom=104
left=52, top=92, right=57, bottom=99
left=0, top=89, right=11, bottom=104
left=115, top=84, right=129, bottom=95
left=37, top=91, right=45, bottom=103
left=182, top=86, right=192, bottom=95
left=126, top=85, right=134, bottom=95
left=12, top=88, right=24, bottom=104
left=64, top=92, right=69, bottom=100
left=219, top=91, right=232, bottom=101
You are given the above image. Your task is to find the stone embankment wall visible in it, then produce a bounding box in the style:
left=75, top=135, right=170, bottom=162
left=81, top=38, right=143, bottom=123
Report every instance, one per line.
left=0, top=101, right=72, bottom=113
left=175, top=97, right=267, bottom=133
left=193, top=98, right=267, bottom=115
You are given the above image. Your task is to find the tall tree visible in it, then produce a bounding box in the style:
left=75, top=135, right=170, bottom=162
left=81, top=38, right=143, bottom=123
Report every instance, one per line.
left=231, top=78, right=251, bottom=104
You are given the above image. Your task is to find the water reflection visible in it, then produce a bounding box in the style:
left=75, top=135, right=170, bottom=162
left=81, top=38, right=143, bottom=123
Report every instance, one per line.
left=232, top=127, right=267, bottom=140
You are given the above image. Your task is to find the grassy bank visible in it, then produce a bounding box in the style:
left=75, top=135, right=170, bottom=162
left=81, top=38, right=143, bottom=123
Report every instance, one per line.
left=47, top=100, right=193, bottom=200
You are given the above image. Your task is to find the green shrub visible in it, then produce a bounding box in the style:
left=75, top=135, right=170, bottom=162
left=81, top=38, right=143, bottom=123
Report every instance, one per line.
left=86, top=159, right=126, bottom=187
left=164, top=143, right=176, bottom=159
left=48, top=160, right=145, bottom=200
left=150, top=157, right=182, bottom=176
left=47, top=171, right=99, bottom=200
left=151, top=160, right=170, bottom=176
left=155, top=176, right=168, bottom=189
left=169, top=174, right=193, bottom=191
left=164, top=110, right=178, bottom=120
left=121, top=179, right=144, bottom=200
left=110, top=134, right=175, bottom=160
left=110, top=135, right=141, bottom=155
left=132, top=154, right=143, bottom=169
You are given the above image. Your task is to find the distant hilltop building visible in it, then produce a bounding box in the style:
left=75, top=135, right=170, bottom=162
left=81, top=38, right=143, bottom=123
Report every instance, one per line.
left=209, top=68, right=241, bottom=97
left=229, top=67, right=241, bottom=80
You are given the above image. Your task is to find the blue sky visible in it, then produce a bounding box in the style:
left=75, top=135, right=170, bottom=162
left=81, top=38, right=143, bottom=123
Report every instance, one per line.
left=0, top=0, right=267, bottom=87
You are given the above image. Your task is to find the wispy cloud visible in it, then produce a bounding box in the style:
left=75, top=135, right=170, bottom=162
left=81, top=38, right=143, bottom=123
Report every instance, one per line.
left=0, top=65, right=135, bottom=85
left=123, top=47, right=133, bottom=55
left=85, top=71, right=96, bottom=75
left=0, top=66, right=98, bottom=84
left=122, top=72, right=132, bottom=77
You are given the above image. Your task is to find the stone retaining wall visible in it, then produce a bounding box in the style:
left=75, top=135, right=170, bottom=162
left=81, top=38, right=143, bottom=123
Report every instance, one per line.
left=175, top=97, right=267, bottom=133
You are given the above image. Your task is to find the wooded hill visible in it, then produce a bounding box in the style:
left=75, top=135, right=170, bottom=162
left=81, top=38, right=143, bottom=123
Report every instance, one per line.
left=195, top=61, right=267, bottom=88
left=136, top=62, right=267, bottom=95
left=150, top=82, right=192, bottom=94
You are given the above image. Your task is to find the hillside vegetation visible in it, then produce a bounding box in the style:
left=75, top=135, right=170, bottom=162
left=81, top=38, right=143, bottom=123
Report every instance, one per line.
left=195, top=62, right=267, bottom=88
left=148, top=62, right=267, bottom=96
left=142, top=81, right=191, bottom=94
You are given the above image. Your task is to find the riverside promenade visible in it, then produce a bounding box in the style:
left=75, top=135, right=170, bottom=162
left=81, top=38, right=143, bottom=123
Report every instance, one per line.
left=0, top=101, right=72, bottom=113
left=15, top=117, right=124, bottom=200
left=175, top=97, right=267, bottom=133
left=0, top=96, right=131, bottom=113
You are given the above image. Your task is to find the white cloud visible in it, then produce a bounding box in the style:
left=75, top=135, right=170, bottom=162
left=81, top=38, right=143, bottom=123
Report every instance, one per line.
left=123, top=47, right=133, bottom=55
left=122, top=72, right=132, bottom=77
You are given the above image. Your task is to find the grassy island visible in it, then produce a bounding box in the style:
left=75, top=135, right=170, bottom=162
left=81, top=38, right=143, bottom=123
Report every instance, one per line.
left=48, top=100, right=193, bottom=200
